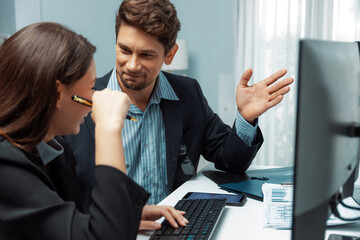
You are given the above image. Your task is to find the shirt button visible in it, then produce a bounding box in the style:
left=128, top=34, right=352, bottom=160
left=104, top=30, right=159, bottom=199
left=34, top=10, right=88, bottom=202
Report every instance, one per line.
left=144, top=144, right=148, bottom=149
left=145, top=172, right=149, bottom=177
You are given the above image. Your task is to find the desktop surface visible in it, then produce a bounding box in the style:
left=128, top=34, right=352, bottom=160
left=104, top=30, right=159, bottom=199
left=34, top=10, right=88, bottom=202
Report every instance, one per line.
left=137, top=163, right=360, bottom=240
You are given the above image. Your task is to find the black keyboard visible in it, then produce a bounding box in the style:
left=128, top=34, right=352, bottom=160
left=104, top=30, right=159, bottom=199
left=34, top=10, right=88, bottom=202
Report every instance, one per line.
left=150, top=198, right=226, bottom=240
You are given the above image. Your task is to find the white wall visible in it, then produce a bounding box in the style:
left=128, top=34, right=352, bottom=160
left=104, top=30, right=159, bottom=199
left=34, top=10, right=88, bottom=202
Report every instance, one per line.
left=0, top=0, right=16, bottom=36
left=4, top=0, right=121, bottom=77
left=14, top=0, right=41, bottom=30
left=39, top=0, right=120, bottom=77
left=172, top=0, right=237, bottom=114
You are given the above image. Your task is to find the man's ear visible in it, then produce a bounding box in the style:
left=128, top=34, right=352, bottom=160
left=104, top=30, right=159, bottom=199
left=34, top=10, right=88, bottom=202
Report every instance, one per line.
left=164, top=43, right=179, bottom=65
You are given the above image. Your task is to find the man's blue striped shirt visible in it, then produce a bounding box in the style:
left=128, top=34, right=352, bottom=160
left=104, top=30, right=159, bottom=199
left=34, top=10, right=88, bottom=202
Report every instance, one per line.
left=106, top=67, right=257, bottom=204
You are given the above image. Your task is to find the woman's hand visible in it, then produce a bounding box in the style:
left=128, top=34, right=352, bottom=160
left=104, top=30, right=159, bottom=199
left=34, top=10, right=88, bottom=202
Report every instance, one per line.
left=91, top=89, right=130, bottom=173
left=91, top=89, right=130, bottom=130
left=139, top=205, right=188, bottom=230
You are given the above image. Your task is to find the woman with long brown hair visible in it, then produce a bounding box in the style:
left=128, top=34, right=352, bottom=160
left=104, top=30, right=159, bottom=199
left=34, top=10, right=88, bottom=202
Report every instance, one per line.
left=0, top=22, right=186, bottom=240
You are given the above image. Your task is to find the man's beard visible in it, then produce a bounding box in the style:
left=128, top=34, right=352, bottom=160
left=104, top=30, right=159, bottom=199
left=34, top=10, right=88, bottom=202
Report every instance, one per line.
left=117, top=70, right=148, bottom=91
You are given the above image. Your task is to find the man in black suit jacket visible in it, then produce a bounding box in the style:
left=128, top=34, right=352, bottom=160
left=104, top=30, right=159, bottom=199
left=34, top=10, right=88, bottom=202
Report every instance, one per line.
left=65, top=0, right=293, bottom=217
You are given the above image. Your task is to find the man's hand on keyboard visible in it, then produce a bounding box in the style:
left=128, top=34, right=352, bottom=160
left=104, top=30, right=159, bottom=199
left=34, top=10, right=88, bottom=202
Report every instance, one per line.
left=139, top=205, right=189, bottom=230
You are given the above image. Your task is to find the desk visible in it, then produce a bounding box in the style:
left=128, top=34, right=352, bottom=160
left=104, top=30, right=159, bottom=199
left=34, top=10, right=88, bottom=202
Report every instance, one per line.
left=137, top=163, right=360, bottom=240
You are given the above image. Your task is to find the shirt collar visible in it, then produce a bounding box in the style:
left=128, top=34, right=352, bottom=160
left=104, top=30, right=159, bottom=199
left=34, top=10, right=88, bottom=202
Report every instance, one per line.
left=156, top=71, right=179, bottom=101
left=107, top=67, right=179, bottom=103
left=36, top=138, right=64, bottom=166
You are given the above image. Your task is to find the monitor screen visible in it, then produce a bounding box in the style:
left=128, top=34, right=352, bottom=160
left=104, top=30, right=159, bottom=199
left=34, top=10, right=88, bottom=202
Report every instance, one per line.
left=292, top=39, right=360, bottom=240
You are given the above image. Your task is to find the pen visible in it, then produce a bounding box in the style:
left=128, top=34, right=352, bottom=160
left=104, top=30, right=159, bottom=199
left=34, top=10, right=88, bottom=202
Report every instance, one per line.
left=250, top=176, right=269, bottom=180
left=71, top=95, right=137, bottom=122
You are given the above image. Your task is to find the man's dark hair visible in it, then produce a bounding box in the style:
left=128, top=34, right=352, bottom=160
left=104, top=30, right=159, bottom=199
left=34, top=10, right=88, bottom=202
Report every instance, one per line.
left=116, top=0, right=181, bottom=54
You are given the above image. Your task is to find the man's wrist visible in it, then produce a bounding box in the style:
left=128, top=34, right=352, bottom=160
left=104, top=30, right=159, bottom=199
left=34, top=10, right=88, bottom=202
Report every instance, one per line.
left=235, top=110, right=257, bottom=145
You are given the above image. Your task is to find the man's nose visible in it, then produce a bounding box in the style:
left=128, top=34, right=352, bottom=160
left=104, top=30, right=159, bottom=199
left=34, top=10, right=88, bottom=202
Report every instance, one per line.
left=127, top=55, right=141, bottom=72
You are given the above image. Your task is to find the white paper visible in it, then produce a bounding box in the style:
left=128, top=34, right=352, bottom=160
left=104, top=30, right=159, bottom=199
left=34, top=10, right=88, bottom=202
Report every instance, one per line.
left=261, top=183, right=360, bottom=229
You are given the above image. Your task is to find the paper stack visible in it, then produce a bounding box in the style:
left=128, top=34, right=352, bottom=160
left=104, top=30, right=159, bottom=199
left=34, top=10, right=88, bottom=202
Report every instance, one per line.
left=262, top=183, right=293, bottom=229
left=262, top=183, right=360, bottom=229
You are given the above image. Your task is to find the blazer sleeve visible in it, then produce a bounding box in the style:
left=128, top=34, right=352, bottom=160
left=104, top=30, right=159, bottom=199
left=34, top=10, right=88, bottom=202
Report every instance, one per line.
left=0, top=147, right=149, bottom=240
left=193, top=79, right=264, bottom=174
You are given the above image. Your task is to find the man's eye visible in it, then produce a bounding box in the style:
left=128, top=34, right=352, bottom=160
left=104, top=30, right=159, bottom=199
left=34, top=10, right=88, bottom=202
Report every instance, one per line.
left=121, top=48, right=130, bottom=53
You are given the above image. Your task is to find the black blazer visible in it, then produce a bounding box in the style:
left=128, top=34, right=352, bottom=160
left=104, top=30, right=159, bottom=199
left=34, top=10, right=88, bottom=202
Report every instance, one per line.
left=65, top=70, right=264, bottom=211
left=0, top=136, right=149, bottom=240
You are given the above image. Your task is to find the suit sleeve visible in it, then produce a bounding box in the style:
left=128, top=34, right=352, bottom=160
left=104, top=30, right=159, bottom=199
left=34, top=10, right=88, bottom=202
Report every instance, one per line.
left=193, top=80, right=264, bottom=174
left=0, top=151, right=149, bottom=240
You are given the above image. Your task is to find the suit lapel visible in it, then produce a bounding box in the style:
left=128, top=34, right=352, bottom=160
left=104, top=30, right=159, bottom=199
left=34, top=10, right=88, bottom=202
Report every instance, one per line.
left=160, top=99, right=183, bottom=190
left=85, top=115, right=95, bottom=142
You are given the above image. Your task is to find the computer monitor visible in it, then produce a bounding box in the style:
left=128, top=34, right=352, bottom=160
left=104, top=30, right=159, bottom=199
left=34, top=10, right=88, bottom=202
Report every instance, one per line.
left=292, top=39, right=360, bottom=240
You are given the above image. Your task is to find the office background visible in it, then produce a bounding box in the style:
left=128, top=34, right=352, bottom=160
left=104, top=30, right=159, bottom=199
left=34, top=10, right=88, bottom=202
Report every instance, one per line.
left=1, top=0, right=359, bottom=167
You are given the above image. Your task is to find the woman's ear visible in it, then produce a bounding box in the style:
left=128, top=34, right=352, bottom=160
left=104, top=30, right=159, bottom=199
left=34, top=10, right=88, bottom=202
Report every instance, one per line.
left=164, top=43, right=179, bottom=65
left=55, top=80, right=64, bottom=109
